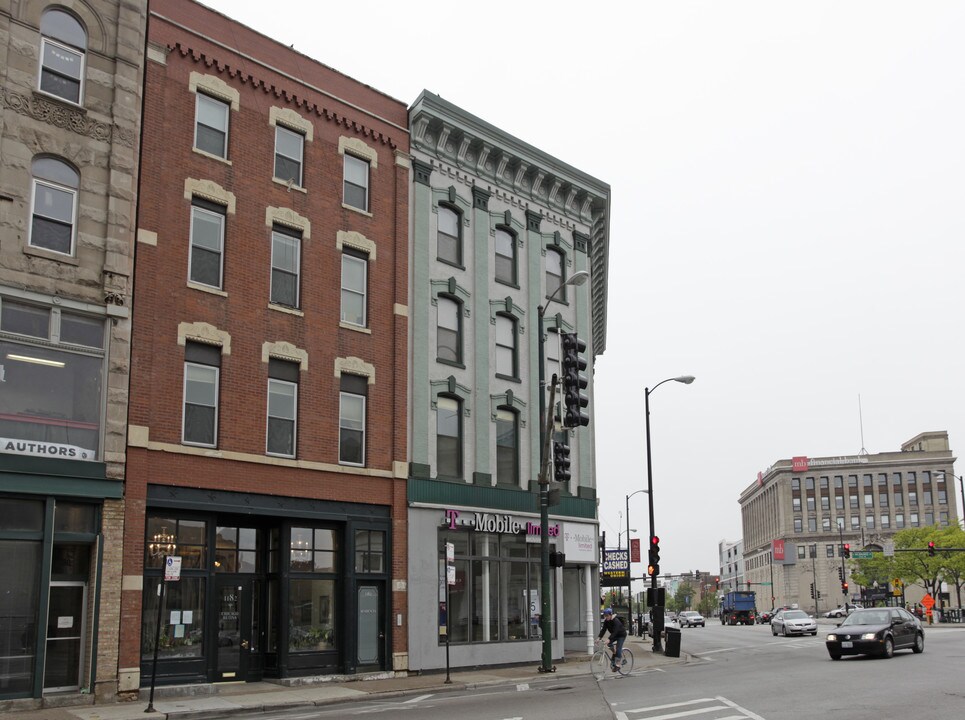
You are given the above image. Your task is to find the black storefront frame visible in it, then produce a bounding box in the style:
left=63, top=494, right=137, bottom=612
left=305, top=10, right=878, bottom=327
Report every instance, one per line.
left=143, top=485, right=391, bottom=685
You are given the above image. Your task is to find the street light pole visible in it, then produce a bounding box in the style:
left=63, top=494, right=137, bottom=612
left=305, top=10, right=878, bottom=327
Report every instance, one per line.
left=644, top=375, right=695, bottom=653
left=536, top=270, right=589, bottom=673
left=626, top=489, right=647, bottom=634
left=936, top=471, right=965, bottom=530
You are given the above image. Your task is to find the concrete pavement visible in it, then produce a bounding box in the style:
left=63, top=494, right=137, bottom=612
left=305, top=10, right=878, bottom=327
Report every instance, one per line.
left=2, top=635, right=685, bottom=720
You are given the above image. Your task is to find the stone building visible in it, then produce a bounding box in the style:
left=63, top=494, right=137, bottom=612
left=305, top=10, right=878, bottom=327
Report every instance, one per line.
left=405, top=91, right=610, bottom=670
left=119, top=0, right=409, bottom=693
left=0, top=0, right=145, bottom=704
left=739, top=431, right=959, bottom=613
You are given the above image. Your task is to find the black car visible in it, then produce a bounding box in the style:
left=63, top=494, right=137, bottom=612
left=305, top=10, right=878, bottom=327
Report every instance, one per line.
left=825, top=607, right=924, bottom=660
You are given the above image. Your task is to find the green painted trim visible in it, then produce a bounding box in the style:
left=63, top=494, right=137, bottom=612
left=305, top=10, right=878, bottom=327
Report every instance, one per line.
left=472, top=199, right=492, bottom=476
left=33, top=498, right=56, bottom=697
left=0, top=473, right=122, bottom=499
left=577, top=486, right=597, bottom=500
left=0, top=453, right=107, bottom=479
left=408, top=477, right=596, bottom=519
left=89, top=521, right=104, bottom=693
left=411, top=179, right=433, bottom=466
left=471, top=186, right=491, bottom=210
left=413, top=159, right=433, bottom=185
left=525, top=210, right=542, bottom=232
left=472, top=472, right=492, bottom=486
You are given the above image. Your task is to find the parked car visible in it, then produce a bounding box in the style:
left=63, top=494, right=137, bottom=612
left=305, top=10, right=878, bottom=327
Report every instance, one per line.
left=824, top=605, right=856, bottom=618
left=825, top=607, right=924, bottom=660
left=678, top=611, right=705, bottom=627
left=771, top=609, right=818, bottom=636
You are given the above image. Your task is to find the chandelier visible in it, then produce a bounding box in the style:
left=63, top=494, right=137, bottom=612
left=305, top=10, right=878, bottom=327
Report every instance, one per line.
left=149, top=526, right=177, bottom=558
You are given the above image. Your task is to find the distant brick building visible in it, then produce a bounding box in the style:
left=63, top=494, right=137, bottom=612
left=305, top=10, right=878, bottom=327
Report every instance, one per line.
left=0, top=0, right=145, bottom=704
left=120, top=0, right=409, bottom=693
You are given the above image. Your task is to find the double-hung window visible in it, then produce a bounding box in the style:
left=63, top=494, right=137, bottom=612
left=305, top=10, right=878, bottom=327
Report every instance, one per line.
left=189, top=199, right=226, bottom=289
left=39, top=9, right=86, bottom=104
left=266, top=359, right=298, bottom=457
left=274, top=125, right=304, bottom=187
left=496, top=408, right=518, bottom=486
left=437, top=297, right=461, bottom=364
left=195, top=93, right=229, bottom=158
left=270, top=225, right=301, bottom=307
left=546, top=249, right=564, bottom=299
left=340, top=250, right=367, bottom=327
left=339, top=374, right=367, bottom=466
left=495, top=314, right=517, bottom=378
left=182, top=341, right=220, bottom=447
left=30, top=157, right=79, bottom=255
left=436, top=396, right=462, bottom=479
left=437, top=206, right=461, bottom=265
left=343, top=154, right=369, bottom=211
left=495, top=228, right=516, bottom=285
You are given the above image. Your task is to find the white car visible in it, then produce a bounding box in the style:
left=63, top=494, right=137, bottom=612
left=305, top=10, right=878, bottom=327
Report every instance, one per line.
left=771, top=609, right=818, bottom=636
left=678, top=611, right=705, bottom=627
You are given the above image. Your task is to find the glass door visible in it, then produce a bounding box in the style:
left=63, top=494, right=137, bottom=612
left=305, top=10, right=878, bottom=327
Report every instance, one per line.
left=44, top=582, right=86, bottom=692
left=215, top=577, right=252, bottom=681
left=356, top=584, right=383, bottom=669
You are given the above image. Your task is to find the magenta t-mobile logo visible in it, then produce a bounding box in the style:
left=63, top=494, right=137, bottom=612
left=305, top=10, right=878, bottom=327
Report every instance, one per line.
left=445, top=509, right=460, bottom=529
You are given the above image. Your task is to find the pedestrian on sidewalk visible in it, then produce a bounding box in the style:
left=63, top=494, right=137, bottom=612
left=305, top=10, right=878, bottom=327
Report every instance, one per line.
left=598, top=608, right=627, bottom=671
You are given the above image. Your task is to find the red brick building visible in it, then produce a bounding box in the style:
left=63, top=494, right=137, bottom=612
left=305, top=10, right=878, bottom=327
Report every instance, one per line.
left=120, top=0, right=409, bottom=692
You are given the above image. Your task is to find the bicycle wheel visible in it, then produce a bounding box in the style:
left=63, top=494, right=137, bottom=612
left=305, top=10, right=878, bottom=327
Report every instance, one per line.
left=589, top=650, right=609, bottom=680
left=617, top=648, right=634, bottom=676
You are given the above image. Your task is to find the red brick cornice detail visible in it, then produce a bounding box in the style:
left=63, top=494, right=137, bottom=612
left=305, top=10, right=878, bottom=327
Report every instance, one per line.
left=171, top=43, right=398, bottom=149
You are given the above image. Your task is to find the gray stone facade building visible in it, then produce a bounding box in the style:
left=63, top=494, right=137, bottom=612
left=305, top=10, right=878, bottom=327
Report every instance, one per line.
left=739, top=431, right=959, bottom=614
left=0, top=0, right=145, bottom=703
left=405, top=91, right=609, bottom=671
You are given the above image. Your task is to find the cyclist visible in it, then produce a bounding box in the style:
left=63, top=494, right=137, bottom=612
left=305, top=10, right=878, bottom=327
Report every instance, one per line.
left=598, top=608, right=627, bottom=671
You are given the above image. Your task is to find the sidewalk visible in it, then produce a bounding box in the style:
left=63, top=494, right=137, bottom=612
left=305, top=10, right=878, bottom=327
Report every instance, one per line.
left=3, top=636, right=685, bottom=720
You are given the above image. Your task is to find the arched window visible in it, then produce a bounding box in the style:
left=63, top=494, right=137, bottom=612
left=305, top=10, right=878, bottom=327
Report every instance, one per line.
left=436, top=396, right=462, bottom=479
left=30, top=157, right=79, bottom=255
left=496, top=407, right=518, bottom=486
left=437, top=205, right=462, bottom=266
left=39, top=9, right=87, bottom=104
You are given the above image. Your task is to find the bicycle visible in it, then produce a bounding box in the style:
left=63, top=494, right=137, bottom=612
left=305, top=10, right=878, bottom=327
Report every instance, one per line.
left=590, top=642, right=634, bottom=680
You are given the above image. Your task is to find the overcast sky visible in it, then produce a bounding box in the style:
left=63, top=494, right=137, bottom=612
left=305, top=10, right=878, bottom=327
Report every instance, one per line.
left=201, top=0, right=965, bottom=577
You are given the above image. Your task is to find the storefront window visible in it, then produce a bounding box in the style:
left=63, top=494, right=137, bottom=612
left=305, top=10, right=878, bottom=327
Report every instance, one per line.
left=145, top=517, right=207, bottom=569
left=290, top=527, right=336, bottom=572
left=288, top=579, right=336, bottom=652
left=140, top=578, right=205, bottom=659
left=0, top=297, right=105, bottom=462
left=439, top=530, right=548, bottom=645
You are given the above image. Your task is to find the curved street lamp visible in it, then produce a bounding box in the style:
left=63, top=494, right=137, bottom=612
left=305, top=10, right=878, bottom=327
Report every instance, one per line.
left=645, top=375, right=695, bottom=652
left=536, top=269, right=590, bottom=673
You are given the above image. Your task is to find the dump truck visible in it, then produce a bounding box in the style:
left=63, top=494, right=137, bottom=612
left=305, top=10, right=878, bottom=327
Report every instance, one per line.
left=721, top=590, right=757, bottom=625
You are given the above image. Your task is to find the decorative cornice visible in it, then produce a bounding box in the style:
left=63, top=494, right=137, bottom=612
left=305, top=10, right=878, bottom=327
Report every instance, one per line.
left=1, top=88, right=135, bottom=148
left=171, top=43, right=399, bottom=149
left=573, top=231, right=589, bottom=254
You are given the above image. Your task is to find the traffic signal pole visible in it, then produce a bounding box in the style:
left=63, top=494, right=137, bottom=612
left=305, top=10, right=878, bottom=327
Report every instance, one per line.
left=536, top=305, right=554, bottom=673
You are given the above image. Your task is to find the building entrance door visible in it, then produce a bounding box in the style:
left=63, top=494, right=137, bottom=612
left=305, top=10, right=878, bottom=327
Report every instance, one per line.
left=214, top=577, right=256, bottom=681
left=356, top=583, right=384, bottom=670
left=44, top=582, right=86, bottom=692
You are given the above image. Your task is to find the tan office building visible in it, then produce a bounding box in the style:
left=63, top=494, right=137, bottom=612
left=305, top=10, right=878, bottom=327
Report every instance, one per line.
left=739, top=432, right=958, bottom=614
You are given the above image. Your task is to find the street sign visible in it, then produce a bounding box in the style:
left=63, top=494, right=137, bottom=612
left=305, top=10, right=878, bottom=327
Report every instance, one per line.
left=883, top=541, right=895, bottom=557
left=760, top=582, right=772, bottom=586
left=851, top=551, right=873, bottom=559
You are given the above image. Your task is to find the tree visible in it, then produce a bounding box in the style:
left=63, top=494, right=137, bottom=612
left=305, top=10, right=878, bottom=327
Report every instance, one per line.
left=934, top=525, right=965, bottom=609
left=669, top=582, right=695, bottom=613
left=851, top=527, right=947, bottom=601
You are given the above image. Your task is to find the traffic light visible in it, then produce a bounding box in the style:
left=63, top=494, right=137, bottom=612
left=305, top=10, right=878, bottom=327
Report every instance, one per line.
left=648, top=536, right=661, bottom=576
left=715, top=577, right=720, bottom=589
left=561, top=333, right=589, bottom=427
left=810, top=582, right=815, bottom=599
left=841, top=581, right=849, bottom=595
left=552, top=441, right=571, bottom=483
left=928, top=541, right=936, bottom=557
left=838, top=567, right=845, bottom=582
left=842, top=543, right=850, bottom=559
